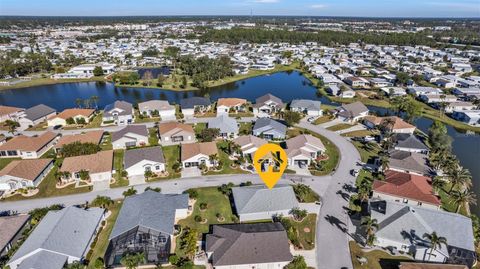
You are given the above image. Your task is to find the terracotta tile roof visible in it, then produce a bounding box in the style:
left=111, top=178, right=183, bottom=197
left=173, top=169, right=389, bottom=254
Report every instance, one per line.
left=60, top=150, right=113, bottom=174
left=55, top=130, right=104, bottom=149
left=0, top=132, right=57, bottom=152
left=181, top=142, right=218, bottom=161
left=0, top=159, right=53, bottom=180
left=0, top=105, right=23, bottom=117
left=373, top=170, right=440, bottom=205
left=158, top=122, right=194, bottom=135
left=54, top=109, right=95, bottom=120
left=217, top=98, right=247, bottom=107
left=365, top=116, right=415, bottom=131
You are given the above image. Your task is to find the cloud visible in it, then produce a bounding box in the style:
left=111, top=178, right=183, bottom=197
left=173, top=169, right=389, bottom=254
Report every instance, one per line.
left=310, top=4, right=327, bottom=9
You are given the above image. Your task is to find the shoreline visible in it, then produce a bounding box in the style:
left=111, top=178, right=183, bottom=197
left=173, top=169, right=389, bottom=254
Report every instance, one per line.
left=1, top=65, right=479, bottom=133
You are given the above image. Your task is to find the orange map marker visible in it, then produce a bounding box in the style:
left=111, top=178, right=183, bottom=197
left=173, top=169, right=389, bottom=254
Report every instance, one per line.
left=253, top=143, right=288, bottom=189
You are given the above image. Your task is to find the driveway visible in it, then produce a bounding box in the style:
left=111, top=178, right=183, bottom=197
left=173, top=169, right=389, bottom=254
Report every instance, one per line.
left=298, top=119, right=360, bottom=269
left=92, top=179, right=110, bottom=192
left=181, top=167, right=202, bottom=178
left=128, top=175, right=146, bottom=185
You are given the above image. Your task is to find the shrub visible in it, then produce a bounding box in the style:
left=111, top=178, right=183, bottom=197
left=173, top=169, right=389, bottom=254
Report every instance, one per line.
left=194, top=215, right=203, bottom=223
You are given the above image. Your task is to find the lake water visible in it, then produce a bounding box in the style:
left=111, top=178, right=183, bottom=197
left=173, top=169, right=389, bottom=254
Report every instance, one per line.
left=0, top=71, right=478, bottom=215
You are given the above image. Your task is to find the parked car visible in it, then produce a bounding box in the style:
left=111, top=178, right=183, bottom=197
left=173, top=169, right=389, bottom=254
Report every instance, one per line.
left=350, top=169, right=359, bottom=176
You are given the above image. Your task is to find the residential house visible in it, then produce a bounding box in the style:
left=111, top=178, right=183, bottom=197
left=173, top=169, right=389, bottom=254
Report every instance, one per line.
left=181, top=142, right=218, bottom=168
left=102, top=101, right=134, bottom=125
left=285, top=134, right=326, bottom=168
left=334, top=101, right=369, bottom=123
left=252, top=118, right=287, bottom=140
left=111, top=125, right=149, bottom=149
left=138, top=100, right=176, bottom=120
left=233, top=135, right=267, bottom=159
left=253, top=94, right=284, bottom=117
left=290, top=99, right=323, bottom=116
left=69, top=63, right=116, bottom=75
left=206, top=223, right=293, bottom=269
left=372, top=170, right=440, bottom=209
left=393, top=133, right=429, bottom=154
left=363, top=116, right=416, bottom=134
left=340, top=89, right=356, bottom=98
left=7, top=206, right=105, bottom=269
left=344, top=76, right=369, bottom=88
left=54, top=130, right=104, bottom=153
left=158, top=122, right=195, bottom=145
left=216, top=98, right=247, bottom=115
left=419, top=94, right=457, bottom=104
left=207, top=115, right=239, bottom=139
left=232, top=185, right=299, bottom=222
left=124, top=146, right=166, bottom=178
left=389, top=150, right=431, bottom=176
left=18, top=104, right=56, bottom=128
left=369, top=201, right=476, bottom=267
left=452, top=110, right=480, bottom=126
left=0, top=132, right=58, bottom=159
left=0, top=159, right=54, bottom=192
left=370, top=78, right=393, bottom=88
left=444, top=102, right=477, bottom=114
left=407, top=87, right=443, bottom=97
left=47, top=108, right=95, bottom=127
left=0, top=105, right=24, bottom=123
left=59, top=150, right=113, bottom=184
left=380, top=87, right=407, bottom=97
left=0, top=215, right=30, bottom=256
left=180, top=97, right=211, bottom=119
left=105, top=191, right=188, bottom=267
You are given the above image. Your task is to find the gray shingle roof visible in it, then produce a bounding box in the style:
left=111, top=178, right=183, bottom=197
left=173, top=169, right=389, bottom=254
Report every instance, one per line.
left=24, top=104, right=56, bottom=121
left=109, top=191, right=188, bottom=239
left=17, top=251, right=67, bottom=269
left=255, top=93, right=284, bottom=107
left=290, top=99, right=322, bottom=111
left=124, top=146, right=166, bottom=169
left=389, top=150, right=430, bottom=175
left=9, top=207, right=104, bottom=267
left=0, top=215, right=30, bottom=252
left=180, top=97, right=211, bottom=109
left=371, top=200, right=475, bottom=252
left=206, top=223, right=293, bottom=266
left=104, top=100, right=133, bottom=116
left=111, top=125, right=148, bottom=142
left=337, top=101, right=369, bottom=119
left=253, top=118, right=287, bottom=134
left=232, top=185, right=298, bottom=214
left=393, top=133, right=429, bottom=151
left=207, top=115, right=239, bottom=134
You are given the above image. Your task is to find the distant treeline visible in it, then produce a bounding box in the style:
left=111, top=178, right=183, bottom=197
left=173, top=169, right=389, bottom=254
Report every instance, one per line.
left=200, top=28, right=437, bottom=46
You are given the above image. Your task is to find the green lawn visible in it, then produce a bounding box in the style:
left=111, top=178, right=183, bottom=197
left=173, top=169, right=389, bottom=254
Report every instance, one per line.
left=111, top=150, right=129, bottom=188
left=326, top=123, right=355, bottom=132
left=313, top=115, right=334, bottom=125
left=239, top=122, right=253, bottom=135
left=203, top=141, right=248, bottom=176
left=349, top=241, right=412, bottom=269
left=342, top=130, right=378, bottom=138
left=100, top=132, right=113, bottom=150
left=0, top=158, right=19, bottom=170
left=177, top=187, right=235, bottom=235
left=436, top=182, right=468, bottom=216
left=148, top=127, right=159, bottom=146
left=351, top=141, right=381, bottom=163
left=4, top=165, right=91, bottom=201
left=290, top=214, right=317, bottom=250
left=87, top=201, right=123, bottom=269
left=162, top=145, right=181, bottom=179
left=194, top=122, right=207, bottom=138
left=134, top=111, right=160, bottom=123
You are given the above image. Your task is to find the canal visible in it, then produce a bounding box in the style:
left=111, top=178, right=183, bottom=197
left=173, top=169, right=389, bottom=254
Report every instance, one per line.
left=0, top=71, right=478, bottom=215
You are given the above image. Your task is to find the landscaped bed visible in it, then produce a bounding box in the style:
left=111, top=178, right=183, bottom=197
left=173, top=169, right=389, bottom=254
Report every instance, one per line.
left=349, top=241, right=411, bottom=269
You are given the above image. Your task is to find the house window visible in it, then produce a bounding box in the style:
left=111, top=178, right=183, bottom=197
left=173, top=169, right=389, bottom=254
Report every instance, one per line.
left=417, top=202, right=423, bottom=206
left=155, top=165, right=160, bottom=170
left=145, top=166, right=151, bottom=172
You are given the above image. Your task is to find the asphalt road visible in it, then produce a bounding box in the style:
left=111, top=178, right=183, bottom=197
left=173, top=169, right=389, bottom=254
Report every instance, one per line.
left=0, top=119, right=360, bottom=269
left=298, top=120, right=360, bottom=269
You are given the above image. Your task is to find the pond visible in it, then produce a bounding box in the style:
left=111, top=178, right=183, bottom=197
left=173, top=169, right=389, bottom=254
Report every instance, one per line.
left=0, top=71, right=477, bottom=215
left=137, top=66, right=171, bottom=78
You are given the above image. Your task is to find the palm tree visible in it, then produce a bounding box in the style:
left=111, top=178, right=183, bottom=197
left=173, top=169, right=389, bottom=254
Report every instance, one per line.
left=431, top=176, right=445, bottom=195
left=422, top=231, right=447, bottom=261
left=451, top=190, right=477, bottom=215
left=92, top=195, right=114, bottom=209
left=120, top=252, right=145, bottom=269
left=4, top=120, right=20, bottom=135
left=91, top=95, right=100, bottom=109
left=209, top=154, right=219, bottom=167
left=445, top=166, right=472, bottom=193
left=75, top=98, right=83, bottom=108
left=361, top=216, right=378, bottom=246
left=379, top=155, right=390, bottom=172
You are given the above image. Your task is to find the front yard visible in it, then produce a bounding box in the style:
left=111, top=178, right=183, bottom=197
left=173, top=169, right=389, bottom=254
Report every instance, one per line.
left=203, top=141, right=249, bottom=176
left=111, top=150, right=129, bottom=188
left=351, top=140, right=381, bottom=164
left=177, top=187, right=235, bottom=235
left=349, top=241, right=412, bottom=269
left=161, top=145, right=181, bottom=179
left=326, top=123, right=355, bottom=132
left=283, top=214, right=317, bottom=250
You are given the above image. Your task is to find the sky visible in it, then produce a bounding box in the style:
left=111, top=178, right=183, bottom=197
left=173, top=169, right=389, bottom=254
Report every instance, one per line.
left=0, top=0, right=479, bottom=18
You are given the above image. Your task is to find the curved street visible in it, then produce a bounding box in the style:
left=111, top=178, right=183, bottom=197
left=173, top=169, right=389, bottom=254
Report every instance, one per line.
left=0, top=120, right=360, bottom=269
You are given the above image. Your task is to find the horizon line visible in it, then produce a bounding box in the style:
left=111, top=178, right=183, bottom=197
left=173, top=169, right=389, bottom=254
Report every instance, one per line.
left=0, top=15, right=479, bottom=19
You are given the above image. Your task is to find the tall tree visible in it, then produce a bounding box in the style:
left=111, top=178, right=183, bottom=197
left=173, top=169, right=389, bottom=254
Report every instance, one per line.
left=361, top=216, right=378, bottom=246
left=422, top=232, right=447, bottom=261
